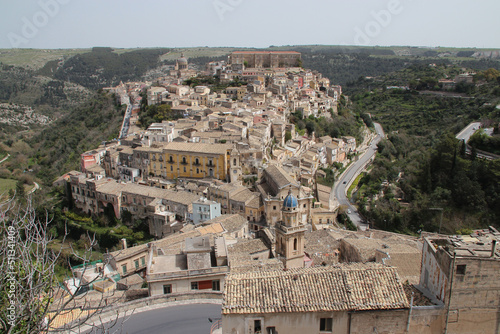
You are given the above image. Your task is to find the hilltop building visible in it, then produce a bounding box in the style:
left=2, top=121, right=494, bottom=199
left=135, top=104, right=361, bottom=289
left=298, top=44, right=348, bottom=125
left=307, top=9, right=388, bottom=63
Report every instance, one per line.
left=229, top=51, right=302, bottom=68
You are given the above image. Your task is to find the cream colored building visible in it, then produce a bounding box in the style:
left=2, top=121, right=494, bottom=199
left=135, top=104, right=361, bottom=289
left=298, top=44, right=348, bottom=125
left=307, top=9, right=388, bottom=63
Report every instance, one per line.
left=221, top=264, right=410, bottom=334
left=147, top=236, right=228, bottom=296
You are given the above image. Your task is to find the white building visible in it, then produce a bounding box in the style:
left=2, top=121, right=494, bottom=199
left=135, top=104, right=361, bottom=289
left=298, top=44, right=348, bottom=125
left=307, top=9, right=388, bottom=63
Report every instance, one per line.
left=192, top=198, right=222, bottom=225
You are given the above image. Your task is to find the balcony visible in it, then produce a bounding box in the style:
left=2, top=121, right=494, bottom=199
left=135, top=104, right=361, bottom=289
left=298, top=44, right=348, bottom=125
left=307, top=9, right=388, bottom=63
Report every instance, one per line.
left=275, top=223, right=307, bottom=234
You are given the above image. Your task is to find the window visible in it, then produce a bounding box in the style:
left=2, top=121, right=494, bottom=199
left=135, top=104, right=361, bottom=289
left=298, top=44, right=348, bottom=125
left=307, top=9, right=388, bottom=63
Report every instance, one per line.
left=273, top=206, right=277, bottom=210
left=182, top=157, right=186, bottom=164
left=195, top=158, right=199, bottom=165
left=134, top=259, right=139, bottom=269
left=170, top=166, right=173, bottom=171
left=169, top=155, right=173, bottom=163
left=183, top=167, right=186, bottom=173
left=254, top=320, right=261, bottom=333
left=303, top=204, right=306, bottom=208
left=196, top=168, right=199, bottom=174
left=456, top=264, right=466, bottom=275
left=267, top=327, right=276, bottom=334
left=294, top=238, right=298, bottom=251
left=121, top=264, right=127, bottom=275
left=212, top=280, right=220, bottom=291
left=320, top=318, right=332, bottom=332
left=163, top=284, right=172, bottom=294
left=191, top=282, right=199, bottom=290
left=233, top=158, right=237, bottom=166
left=141, top=257, right=145, bottom=266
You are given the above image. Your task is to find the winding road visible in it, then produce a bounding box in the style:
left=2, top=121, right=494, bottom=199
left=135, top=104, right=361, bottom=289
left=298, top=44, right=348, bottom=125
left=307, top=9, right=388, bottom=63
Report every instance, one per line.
left=333, top=123, right=385, bottom=230
left=82, top=303, right=222, bottom=334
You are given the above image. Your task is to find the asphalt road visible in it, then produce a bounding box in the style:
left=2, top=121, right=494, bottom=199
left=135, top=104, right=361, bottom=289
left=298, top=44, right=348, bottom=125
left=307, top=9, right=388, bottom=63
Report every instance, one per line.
left=84, top=303, right=222, bottom=334
left=119, top=103, right=133, bottom=139
left=333, top=123, right=385, bottom=230
left=456, top=121, right=481, bottom=142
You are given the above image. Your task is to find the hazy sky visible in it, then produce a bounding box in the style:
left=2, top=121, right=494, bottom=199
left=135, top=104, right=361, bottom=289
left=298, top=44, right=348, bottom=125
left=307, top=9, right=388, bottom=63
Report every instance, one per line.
left=1, top=0, right=499, bottom=49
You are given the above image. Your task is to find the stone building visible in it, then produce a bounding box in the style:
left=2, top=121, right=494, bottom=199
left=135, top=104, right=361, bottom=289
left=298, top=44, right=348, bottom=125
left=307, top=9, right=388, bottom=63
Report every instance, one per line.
left=221, top=264, right=410, bottom=334
left=418, top=229, right=500, bottom=333
left=274, top=189, right=306, bottom=269
left=229, top=51, right=302, bottom=68
left=132, top=142, right=238, bottom=182
left=257, top=165, right=313, bottom=225
left=147, top=235, right=228, bottom=296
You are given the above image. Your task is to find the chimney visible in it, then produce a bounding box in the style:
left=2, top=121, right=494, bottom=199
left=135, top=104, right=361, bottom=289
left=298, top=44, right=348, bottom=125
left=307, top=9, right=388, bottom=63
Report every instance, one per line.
left=491, top=240, right=497, bottom=257
left=121, top=238, right=127, bottom=250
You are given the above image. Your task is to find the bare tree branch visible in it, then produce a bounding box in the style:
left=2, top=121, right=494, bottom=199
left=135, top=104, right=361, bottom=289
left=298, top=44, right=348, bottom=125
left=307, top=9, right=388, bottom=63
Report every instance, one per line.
left=0, top=196, right=128, bottom=333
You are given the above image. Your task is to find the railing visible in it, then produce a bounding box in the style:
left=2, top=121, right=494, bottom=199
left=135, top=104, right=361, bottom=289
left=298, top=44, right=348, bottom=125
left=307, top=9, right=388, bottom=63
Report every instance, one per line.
left=57, top=291, right=223, bottom=332
left=210, top=319, right=222, bottom=333
left=275, top=223, right=306, bottom=234
left=147, top=266, right=229, bottom=282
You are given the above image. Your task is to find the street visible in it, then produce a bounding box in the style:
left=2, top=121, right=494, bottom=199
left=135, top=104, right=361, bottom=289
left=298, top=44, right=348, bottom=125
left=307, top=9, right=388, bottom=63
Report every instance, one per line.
left=83, top=303, right=222, bottom=334
left=333, top=123, right=385, bottom=230
left=456, top=121, right=481, bottom=142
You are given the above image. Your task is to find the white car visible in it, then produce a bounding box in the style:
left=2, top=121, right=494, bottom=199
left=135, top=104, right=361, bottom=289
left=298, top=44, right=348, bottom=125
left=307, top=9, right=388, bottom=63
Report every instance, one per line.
left=347, top=209, right=351, bottom=214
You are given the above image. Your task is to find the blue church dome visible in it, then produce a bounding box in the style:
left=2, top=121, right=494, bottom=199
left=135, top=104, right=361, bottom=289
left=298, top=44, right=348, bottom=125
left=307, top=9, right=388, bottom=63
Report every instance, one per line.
left=283, top=190, right=298, bottom=209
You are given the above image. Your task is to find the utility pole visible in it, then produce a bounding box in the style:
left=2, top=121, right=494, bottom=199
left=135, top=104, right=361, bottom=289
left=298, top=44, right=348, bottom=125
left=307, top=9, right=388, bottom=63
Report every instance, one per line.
left=429, top=207, right=444, bottom=234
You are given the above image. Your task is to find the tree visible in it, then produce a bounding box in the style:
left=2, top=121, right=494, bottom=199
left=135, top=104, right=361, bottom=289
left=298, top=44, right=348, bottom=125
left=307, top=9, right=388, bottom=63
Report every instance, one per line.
left=15, top=180, right=25, bottom=201
left=0, top=197, right=126, bottom=333
left=284, top=131, right=292, bottom=143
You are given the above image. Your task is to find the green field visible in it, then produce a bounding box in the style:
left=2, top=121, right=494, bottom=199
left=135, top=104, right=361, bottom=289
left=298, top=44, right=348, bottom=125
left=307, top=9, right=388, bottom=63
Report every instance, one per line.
left=0, top=48, right=92, bottom=69
left=0, top=178, right=17, bottom=196
left=159, top=47, right=237, bottom=62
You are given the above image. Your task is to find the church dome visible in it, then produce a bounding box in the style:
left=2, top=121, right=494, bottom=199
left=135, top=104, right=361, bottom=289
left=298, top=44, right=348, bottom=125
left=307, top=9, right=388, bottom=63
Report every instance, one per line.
left=283, top=190, right=298, bottom=209
left=177, top=56, right=188, bottom=65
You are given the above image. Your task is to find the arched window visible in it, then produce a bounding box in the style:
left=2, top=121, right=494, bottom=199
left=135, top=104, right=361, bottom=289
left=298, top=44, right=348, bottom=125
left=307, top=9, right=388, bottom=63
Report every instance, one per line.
left=233, top=158, right=237, bottom=166
left=293, top=238, right=298, bottom=251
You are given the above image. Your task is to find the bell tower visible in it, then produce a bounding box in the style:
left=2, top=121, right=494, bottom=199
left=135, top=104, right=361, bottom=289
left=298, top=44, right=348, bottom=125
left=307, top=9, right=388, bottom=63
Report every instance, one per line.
left=229, top=147, right=242, bottom=184
left=275, top=188, right=306, bottom=269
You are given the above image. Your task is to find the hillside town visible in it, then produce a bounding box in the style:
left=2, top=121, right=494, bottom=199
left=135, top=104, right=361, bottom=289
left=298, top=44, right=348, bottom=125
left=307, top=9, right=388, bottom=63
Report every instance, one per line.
left=52, top=51, right=500, bottom=334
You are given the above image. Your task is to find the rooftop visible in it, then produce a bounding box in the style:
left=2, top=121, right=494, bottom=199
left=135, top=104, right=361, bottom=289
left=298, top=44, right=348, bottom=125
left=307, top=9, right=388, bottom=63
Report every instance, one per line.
left=203, top=214, right=248, bottom=234
left=264, top=164, right=299, bottom=190
left=304, top=229, right=341, bottom=266
left=222, top=263, right=409, bottom=314
left=162, top=142, right=232, bottom=155
left=425, top=226, right=500, bottom=259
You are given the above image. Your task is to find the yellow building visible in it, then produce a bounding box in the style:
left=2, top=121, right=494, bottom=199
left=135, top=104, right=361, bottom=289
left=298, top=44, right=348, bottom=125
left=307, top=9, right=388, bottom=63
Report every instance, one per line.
left=145, top=142, right=237, bottom=181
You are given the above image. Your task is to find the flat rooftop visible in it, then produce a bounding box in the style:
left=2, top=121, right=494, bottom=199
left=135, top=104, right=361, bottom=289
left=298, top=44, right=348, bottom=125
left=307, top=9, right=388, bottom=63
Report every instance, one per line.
left=426, top=226, right=500, bottom=259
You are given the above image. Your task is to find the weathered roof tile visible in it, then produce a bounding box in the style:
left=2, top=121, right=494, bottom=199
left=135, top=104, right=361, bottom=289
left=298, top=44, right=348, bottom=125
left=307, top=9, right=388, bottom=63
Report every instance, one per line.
left=222, top=263, right=409, bottom=314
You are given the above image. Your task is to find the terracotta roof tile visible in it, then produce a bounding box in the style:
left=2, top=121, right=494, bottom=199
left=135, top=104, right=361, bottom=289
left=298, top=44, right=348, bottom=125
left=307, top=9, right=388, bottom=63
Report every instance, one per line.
left=222, top=264, right=409, bottom=314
